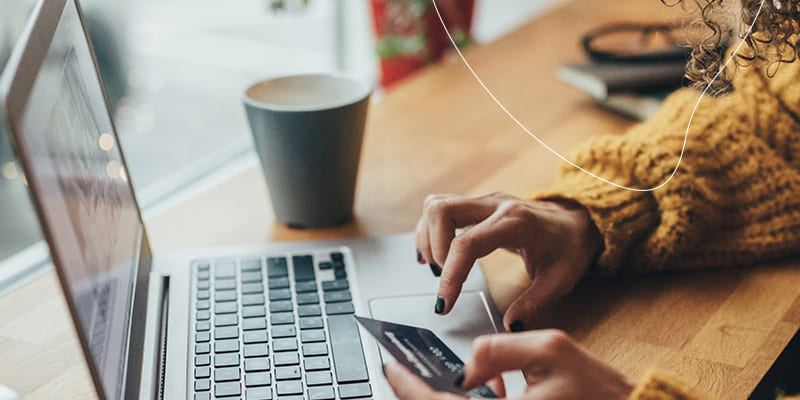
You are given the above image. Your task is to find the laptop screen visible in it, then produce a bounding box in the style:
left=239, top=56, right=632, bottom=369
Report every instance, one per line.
left=4, top=1, right=149, bottom=398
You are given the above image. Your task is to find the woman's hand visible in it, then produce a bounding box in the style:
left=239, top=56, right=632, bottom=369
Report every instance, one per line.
left=385, top=330, right=635, bottom=400
left=416, top=192, right=603, bottom=331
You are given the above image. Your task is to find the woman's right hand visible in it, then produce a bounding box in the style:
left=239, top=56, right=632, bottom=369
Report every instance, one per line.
left=416, top=192, right=603, bottom=331
left=385, top=330, right=636, bottom=400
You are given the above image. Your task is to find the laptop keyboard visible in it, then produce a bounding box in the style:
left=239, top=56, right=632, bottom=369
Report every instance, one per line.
left=192, top=251, right=372, bottom=400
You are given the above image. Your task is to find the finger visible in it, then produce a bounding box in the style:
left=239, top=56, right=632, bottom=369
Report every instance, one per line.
left=427, top=196, right=496, bottom=268
left=416, top=216, right=433, bottom=265
left=384, top=362, right=465, bottom=400
left=502, top=269, right=571, bottom=332
left=461, top=331, right=570, bottom=390
left=486, top=375, right=506, bottom=398
left=437, top=215, right=515, bottom=315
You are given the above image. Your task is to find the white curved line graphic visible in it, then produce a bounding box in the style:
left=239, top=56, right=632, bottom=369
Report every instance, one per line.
left=430, top=0, right=766, bottom=192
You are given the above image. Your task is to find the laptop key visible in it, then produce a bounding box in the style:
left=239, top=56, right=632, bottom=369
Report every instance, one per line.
left=197, top=271, right=210, bottom=280
left=215, top=339, right=240, bottom=353
left=268, top=289, right=291, bottom=301
left=242, top=294, right=265, bottom=306
left=196, top=321, right=210, bottom=331
left=330, top=252, right=344, bottom=262
left=292, top=255, right=315, bottom=282
left=197, top=262, right=211, bottom=271
left=334, top=269, right=347, bottom=279
left=215, top=261, right=236, bottom=279
left=268, top=277, right=290, bottom=289
left=276, top=381, right=303, bottom=396
left=195, top=343, right=210, bottom=354
left=298, top=305, right=321, bottom=317
left=214, top=326, right=239, bottom=340
left=300, top=330, right=325, bottom=343
left=321, top=280, right=348, bottom=292
left=306, top=371, right=332, bottom=386
left=195, top=332, right=210, bottom=343
left=215, top=291, right=237, bottom=302
left=338, top=383, right=372, bottom=399
left=271, top=313, right=294, bottom=325
left=215, top=314, right=239, bottom=327
left=270, top=300, right=293, bottom=313
left=196, top=290, right=210, bottom=300
left=299, top=317, right=323, bottom=330
left=244, top=357, right=270, bottom=372
left=242, top=306, right=266, bottom=318
left=271, top=325, right=296, bottom=338
left=302, top=343, right=328, bottom=357
left=241, top=282, right=264, bottom=294
left=195, top=355, right=211, bottom=366
left=215, top=279, right=237, bottom=291
left=304, top=356, right=330, bottom=371
left=214, top=366, right=241, bottom=382
left=194, top=379, right=211, bottom=391
left=197, top=280, right=210, bottom=290
left=274, top=352, right=299, bottom=366
left=295, top=281, right=317, bottom=293
left=241, top=258, right=262, bottom=271
left=318, top=261, right=332, bottom=270
left=194, top=393, right=210, bottom=400
left=328, top=315, right=369, bottom=383
left=244, top=344, right=269, bottom=358
left=275, top=366, right=302, bottom=381
left=215, top=302, right=237, bottom=314
left=323, top=290, right=351, bottom=303
left=245, top=372, right=271, bottom=387
left=296, top=293, right=319, bottom=305
left=308, top=386, right=335, bottom=400
left=243, top=331, right=268, bottom=344
left=196, top=310, right=210, bottom=321
left=214, top=381, right=241, bottom=397
left=241, top=271, right=262, bottom=283
left=242, top=318, right=267, bottom=331
left=196, top=300, right=210, bottom=310
left=325, top=302, right=355, bottom=315
left=245, top=387, right=272, bottom=400
left=214, top=353, right=240, bottom=368
left=331, top=261, right=345, bottom=271
left=195, top=366, right=211, bottom=379
left=273, top=338, right=298, bottom=352
left=267, top=257, right=288, bottom=278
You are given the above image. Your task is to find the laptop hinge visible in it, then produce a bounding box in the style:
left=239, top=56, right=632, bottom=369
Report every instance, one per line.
left=153, top=276, right=170, bottom=400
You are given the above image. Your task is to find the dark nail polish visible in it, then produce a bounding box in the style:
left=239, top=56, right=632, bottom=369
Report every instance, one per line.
left=417, top=250, right=423, bottom=263
left=509, top=320, right=524, bottom=332
left=429, top=263, right=441, bottom=277
left=435, top=297, right=445, bottom=314
left=453, top=373, right=464, bottom=388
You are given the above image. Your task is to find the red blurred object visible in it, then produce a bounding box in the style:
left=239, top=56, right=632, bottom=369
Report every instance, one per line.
left=370, top=0, right=475, bottom=88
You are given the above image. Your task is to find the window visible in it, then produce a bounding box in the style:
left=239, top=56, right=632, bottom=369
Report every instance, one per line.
left=0, top=0, right=558, bottom=292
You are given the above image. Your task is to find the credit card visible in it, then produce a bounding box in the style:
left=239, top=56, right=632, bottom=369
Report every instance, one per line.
left=355, top=315, right=497, bottom=398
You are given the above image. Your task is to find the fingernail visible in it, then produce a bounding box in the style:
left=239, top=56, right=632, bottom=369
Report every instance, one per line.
left=429, top=263, right=441, bottom=277
left=453, top=373, right=464, bottom=388
left=435, top=297, right=445, bottom=314
left=382, top=363, right=388, bottom=376
left=509, top=320, right=524, bottom=332
left=417, top=250, right=423, bottom=263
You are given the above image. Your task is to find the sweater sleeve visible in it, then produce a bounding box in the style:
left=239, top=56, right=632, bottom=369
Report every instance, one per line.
left=532, top=61, right=800, bottom=275
left=628, top=369, right=716, bottom=400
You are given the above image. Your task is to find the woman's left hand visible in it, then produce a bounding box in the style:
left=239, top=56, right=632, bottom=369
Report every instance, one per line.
left=384, top=330, right=636, bottom=400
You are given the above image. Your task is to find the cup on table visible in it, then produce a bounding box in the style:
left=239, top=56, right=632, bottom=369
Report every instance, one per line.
left=243, top=73, right=372, bottom=229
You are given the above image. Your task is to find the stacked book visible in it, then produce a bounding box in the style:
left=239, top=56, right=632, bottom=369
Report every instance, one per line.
left=557, top=60, right=686, bottom=121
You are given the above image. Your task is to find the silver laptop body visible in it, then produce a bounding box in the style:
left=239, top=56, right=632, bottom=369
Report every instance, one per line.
left=0, top=0, right=523, bottom=398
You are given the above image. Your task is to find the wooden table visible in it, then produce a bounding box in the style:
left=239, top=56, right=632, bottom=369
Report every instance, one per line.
left=2, top=0, right=799, bottom=398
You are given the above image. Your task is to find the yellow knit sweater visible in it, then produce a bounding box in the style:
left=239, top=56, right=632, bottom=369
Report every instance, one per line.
left=535, top=57, right=800, bottom=397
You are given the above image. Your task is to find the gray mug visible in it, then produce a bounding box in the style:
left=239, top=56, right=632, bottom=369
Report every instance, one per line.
left=243, top=73, right=372, bottom=229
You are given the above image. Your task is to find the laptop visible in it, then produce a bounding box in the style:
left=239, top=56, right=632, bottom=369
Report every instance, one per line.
left=0, top=0, right=524, bottom=399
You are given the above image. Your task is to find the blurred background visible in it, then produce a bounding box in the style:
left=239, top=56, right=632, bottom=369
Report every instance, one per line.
left=0, top=0, right=562, bottom=291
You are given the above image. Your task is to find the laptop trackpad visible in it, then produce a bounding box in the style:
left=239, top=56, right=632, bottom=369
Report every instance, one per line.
left=367, top=291, right=499, bottom=364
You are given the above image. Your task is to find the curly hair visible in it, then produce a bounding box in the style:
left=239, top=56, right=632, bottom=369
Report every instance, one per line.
left=663, top=0, right=800, bottom=92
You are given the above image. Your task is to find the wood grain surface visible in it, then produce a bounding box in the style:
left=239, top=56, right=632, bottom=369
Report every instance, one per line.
left=2, top=0, right=798, bottom=399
